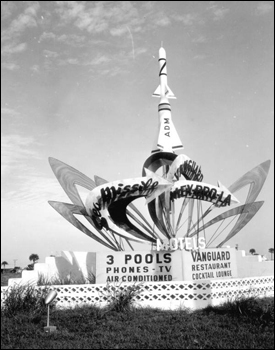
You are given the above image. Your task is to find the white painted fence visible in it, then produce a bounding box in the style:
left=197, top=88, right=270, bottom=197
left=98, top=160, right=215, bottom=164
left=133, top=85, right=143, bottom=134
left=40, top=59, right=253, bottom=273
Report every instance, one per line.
left=1, top=276, right=274, bottom=310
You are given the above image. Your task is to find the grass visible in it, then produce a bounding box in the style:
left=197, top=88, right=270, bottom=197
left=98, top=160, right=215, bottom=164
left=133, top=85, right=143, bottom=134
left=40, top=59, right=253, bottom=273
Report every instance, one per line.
left=37, top=272, right=96, bottom=286
left=1, top=282, right=274, bottom=349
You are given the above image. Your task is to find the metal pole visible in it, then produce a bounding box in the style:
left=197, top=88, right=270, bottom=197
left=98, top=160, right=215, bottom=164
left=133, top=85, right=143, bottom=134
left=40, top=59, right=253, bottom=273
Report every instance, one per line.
left=171, top=200, right=175, bottom=237
left=47, top=305, right=50, bottom=327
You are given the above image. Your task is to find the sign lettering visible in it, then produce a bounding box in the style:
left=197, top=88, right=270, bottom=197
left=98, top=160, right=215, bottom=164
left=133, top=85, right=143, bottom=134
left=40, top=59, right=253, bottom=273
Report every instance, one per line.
left=171, top=183, right=231, bottom=207
left=182, top=248, right=237, bottom=281
left=155, top=237, right=206, bottom=251
left=96, top=251, right=181, bottom=284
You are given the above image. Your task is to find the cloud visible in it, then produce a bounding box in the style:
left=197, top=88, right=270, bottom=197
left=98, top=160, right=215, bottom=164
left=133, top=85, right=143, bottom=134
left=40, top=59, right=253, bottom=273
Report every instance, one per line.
left=30, top=64, right=40, bottom=74
left=207, top=2, right=229, bottom=21
left=1, top=2, right=213, bottom=78
left=110, top=26, right=129, bottom=37
left=1, top=1, right=16, bottom=21
left=1, top=2, right=40, bottom=43
left=141, top=1, right=155, bottom=12
left=85, top=43, right=146, bottom=76
left=192, top=35, right=208, bottom=44
left=1, top=42, right=27, bottom=56
left=193, top=54, right=207, bottom=60
left=171, top=13, right=201, bottom=26
left=57, top=34, right=86, bottom=46
left=89, top=54, right=111, bottom=66
left=212, top=8, right=229, bottom=21
left=1, top=107, right=20, bottom=117
left=55, top=1, right=109, bottom=34
left=255, top=2, right=274, bottom=15
left=55, top=1, right=85, bottom=23
left=1, top=2, right=40, bottom=75
left=1, top=134, right=41, bottom=177
left=154, top=16, right=171, bottom=27
left=55, top=1, right=146, bottom=36
left=43, top=50, right=59, bottom=58
left=1, top=62, right=20, bottom=70
left=135, top=47, right=147, bottom=56
left=38, top=31, right=56, bottom=42
left=1, top=108, right=29, bottom=135
left=99, top=66, right=123, bottom=77
left=57, top=58, right=81, bottom=66
left=66, top=58, right=80, bottom=65
left=2, top=175, right=66, bottom=205
left=1, top=132, right=74, bottom=206
left=38, top=32, right=86, bottom=51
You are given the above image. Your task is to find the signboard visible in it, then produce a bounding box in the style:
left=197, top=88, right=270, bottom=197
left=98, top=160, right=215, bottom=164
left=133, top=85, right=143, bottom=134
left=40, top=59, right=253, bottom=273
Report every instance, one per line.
left=182, top=248, right=238, bottom=281
left=96, top=251, right=183, bottom=284
left=96, top=248, right=238, bottom=284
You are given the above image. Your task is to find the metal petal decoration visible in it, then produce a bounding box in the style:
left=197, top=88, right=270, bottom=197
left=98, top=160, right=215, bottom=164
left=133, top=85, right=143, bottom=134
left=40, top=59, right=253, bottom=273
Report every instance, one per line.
left=228, top=160, right=271, bottom=204
left=141, top=154, right=270, bottom=247
left=49, top=158, right=172, bottom=250
left=188, top=160, right=270, bottom=247
left=94, top=175, right=156, bottom=238
left=216, top=160, right=271, bottom=246
left=49, top=157, right=96, bottom=207
left=48, top=201, right=118, bottom=250
left=85, top=169, right=172, bottom=242
left=188, top=202, right=264, bottom=243
left=48, top=158, right=131, bottom=250
left=142, top=152, right=178, bottom=238
left=49, top=154, right=270, bottom=250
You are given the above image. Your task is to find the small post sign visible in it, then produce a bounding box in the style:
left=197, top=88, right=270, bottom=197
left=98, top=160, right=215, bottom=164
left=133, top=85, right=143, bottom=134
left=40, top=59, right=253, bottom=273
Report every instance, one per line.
left=96, top=251, right=184, bottom=284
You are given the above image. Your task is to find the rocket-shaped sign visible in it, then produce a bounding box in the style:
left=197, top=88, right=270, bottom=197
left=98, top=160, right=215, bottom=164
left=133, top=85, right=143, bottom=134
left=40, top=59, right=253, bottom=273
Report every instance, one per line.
left=152, top=47, right=184, bottom=153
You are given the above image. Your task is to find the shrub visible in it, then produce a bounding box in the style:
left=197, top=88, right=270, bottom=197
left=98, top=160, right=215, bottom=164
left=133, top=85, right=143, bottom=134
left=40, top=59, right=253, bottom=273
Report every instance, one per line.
left=37, top=271, right=96, bottom=286
left=100, top=281, right=143, bottom=313
left=2, top=283, right=53, bottom=318
left=26, top=263, right=34, bottom=271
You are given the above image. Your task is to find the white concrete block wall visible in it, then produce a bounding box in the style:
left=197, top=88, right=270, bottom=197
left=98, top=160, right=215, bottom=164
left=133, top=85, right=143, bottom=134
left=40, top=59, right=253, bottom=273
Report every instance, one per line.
left=2, top=276, right=273, bottom=311
left=236, top=250, right=274, bottom=278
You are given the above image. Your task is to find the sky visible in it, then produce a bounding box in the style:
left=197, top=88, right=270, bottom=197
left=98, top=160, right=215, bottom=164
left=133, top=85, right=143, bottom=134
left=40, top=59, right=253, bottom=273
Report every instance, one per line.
left=1, top=1, right=274, bottom=268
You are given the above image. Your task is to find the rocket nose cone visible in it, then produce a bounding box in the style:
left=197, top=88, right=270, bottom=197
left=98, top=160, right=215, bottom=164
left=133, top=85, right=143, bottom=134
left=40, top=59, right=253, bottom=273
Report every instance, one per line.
left=159, top=47, right=166, bottom=58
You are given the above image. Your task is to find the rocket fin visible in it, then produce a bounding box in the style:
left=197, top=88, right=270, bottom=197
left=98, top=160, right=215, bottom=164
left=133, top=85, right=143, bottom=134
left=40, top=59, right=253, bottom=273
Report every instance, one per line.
left=152, top=85, right=176, bottom=99
left=165, top=85, right=176, bottom=99
left=151, top=127, right=163, bottom=153
left=152, top=85, right=161, bottom=98
left=169, top=121, right=183, bottom=150
left=152, top=119, right=183, bottom=153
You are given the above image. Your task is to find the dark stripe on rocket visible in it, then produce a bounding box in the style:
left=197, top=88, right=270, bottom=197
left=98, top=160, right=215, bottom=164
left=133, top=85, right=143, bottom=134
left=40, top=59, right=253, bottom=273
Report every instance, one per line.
left=159, top=60, right=167, bottom=76
left=158, top=103, right=171, bottom=112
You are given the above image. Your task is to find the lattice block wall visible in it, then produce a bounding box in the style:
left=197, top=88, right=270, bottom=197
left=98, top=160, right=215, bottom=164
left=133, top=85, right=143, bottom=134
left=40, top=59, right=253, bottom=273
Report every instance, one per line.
left=1, top=276, right=274, bottom=310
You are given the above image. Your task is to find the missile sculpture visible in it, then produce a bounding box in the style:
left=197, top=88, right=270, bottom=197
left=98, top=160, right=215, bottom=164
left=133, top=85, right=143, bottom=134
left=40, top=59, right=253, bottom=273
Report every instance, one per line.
left=152, top=46, right=184, bottom=153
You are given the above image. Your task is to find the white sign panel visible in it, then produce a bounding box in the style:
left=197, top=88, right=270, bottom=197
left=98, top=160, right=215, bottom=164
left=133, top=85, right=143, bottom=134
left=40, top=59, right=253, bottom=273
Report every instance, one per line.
left=182, top=248, right=238, bottom=281
left=96, top=251, right=183, bottom=284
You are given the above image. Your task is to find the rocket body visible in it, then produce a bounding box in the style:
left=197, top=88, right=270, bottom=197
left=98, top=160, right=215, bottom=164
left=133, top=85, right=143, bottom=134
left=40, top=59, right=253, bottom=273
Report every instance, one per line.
left=152, top=47, right=183, bottom=154
left=158, top=47, right=168, bottom=99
